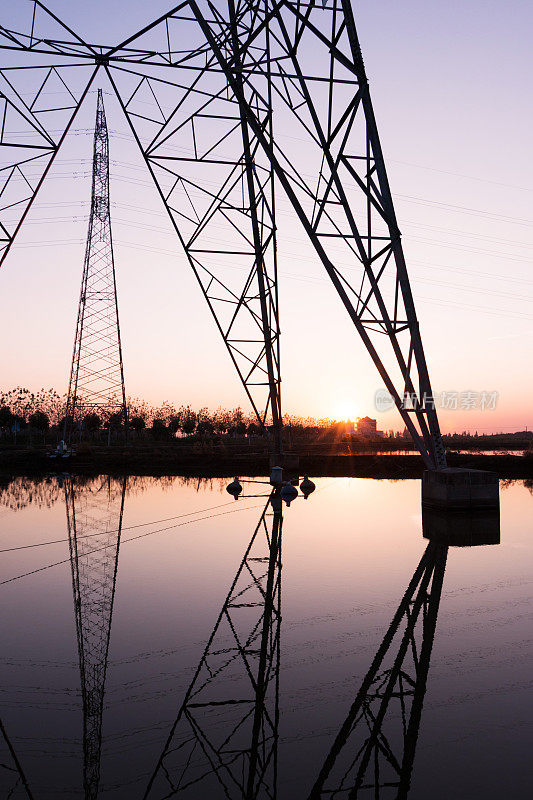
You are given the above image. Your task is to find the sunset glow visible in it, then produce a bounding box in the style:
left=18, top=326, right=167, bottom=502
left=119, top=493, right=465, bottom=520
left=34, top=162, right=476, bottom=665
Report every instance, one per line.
left=331, top=401, right=361, bottom=423
left=0, top=4, right=530, bottom=798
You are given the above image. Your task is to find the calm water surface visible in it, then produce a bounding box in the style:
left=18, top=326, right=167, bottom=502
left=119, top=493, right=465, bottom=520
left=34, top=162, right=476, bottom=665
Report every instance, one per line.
left=0, top=475, right=531, bottom=798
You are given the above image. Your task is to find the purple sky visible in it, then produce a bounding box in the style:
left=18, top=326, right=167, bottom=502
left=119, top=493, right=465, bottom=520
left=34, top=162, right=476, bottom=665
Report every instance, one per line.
left=0, top=0, right=531, bottom=432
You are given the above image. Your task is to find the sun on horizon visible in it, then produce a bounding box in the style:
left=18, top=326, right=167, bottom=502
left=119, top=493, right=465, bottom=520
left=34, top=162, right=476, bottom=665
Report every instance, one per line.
left=330, top=401, right=361, bottom=423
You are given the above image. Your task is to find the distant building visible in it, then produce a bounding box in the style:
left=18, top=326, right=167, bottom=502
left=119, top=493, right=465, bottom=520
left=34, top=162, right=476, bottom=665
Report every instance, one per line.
left=357, top=416, right=376, bottom=435
left=356, top=416, right=383, bottom=439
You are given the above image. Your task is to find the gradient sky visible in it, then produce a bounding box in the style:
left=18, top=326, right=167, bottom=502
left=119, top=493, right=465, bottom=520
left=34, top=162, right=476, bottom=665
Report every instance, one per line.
left=0, top=0, right=531, bottom=433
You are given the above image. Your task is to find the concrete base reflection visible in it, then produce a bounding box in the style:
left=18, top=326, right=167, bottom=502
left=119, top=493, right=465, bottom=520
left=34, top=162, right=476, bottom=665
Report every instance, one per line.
left=422, top=506, right=500, bottom=547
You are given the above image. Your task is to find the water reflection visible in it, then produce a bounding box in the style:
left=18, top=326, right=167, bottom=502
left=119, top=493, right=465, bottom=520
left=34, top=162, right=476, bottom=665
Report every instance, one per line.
left=0, top=474, right=228, bottom=512
left=0, top=476, right=63, bottom=512
left=144, top=494, right=282, bottom=799
left=308, top=514, right=500, bottom=799
left=65, top=476, right=126, bottom=800
left=0, top=474, right=529, bottom=513
left=0, top=476, right=520, bottom=799
left=0, top=716, right=34, bottom=798
left=422, top=508, right=500, bottom=547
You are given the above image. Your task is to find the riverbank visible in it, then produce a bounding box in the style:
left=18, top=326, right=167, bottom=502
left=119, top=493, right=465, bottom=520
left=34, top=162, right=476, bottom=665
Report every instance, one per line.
left=0, top=445, right=531, bottom=479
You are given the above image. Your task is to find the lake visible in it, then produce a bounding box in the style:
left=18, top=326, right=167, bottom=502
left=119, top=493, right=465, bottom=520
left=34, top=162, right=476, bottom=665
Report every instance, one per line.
left=0, top=475, right=531, bottom=798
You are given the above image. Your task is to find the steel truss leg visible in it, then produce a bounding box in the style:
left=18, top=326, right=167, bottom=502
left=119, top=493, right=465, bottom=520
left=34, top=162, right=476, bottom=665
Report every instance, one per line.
left=186, top=0, right=445, bottom=468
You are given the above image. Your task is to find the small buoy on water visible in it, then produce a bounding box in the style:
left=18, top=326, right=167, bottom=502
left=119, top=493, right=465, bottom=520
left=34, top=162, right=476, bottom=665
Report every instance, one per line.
left=226, top=477, right=242, bottom=500
left=280, top=481, right=298, bottom=507
left=300, top=475, right=316, bottom=499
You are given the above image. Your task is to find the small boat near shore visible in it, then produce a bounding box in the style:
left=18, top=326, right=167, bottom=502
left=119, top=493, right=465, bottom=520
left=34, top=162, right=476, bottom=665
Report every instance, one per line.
left=47, top=440, right=76, bottom=460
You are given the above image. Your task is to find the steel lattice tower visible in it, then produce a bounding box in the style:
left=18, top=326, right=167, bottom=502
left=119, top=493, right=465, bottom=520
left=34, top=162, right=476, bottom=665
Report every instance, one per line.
left=64, top=89, right=127, bottom=438
left=65, top=476, right=126, bottom=800
left=0, top=1, right=449, bottom=470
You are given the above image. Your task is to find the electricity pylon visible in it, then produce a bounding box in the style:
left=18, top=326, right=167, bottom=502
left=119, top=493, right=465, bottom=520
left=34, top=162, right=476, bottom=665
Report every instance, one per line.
left=63, top=89, right=127, bottom=439
left=0, top=716, right=34, bottom=799
left=65, top=476, right=126, bottom=800
left=0, top=0, right=447, bottom=469
left=144, top=494, right=282, bottom=799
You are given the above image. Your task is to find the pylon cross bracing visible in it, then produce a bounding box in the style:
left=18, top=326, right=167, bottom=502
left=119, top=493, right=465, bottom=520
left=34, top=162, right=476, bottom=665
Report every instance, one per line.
left=0, top=0, right=446, bottom=468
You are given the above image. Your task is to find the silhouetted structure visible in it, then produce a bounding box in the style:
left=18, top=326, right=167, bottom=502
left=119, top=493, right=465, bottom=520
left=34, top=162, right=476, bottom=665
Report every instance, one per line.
left=308, top=541, right=447, bottom=799
left=65, top=476, right=126, bottom=800
left=64, top=89, right=127, bottom=439
left=144, top=495, right=282, bottom=799
left=308, top=517, right=500, bottom=799
left=0, top=1, right=446, bottom=469
left=0, top=716, right=34, bottom=799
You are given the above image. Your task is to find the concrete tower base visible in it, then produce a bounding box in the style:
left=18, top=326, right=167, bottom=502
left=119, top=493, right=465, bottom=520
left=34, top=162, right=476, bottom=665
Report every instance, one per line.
left=422, top=468, right=499, bottom=512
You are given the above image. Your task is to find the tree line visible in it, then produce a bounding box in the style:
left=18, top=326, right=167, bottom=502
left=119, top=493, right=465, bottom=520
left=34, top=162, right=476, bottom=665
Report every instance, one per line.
left=0, top=386, right=343, bottom=442
left=1, top=387, right=529, bottom=447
